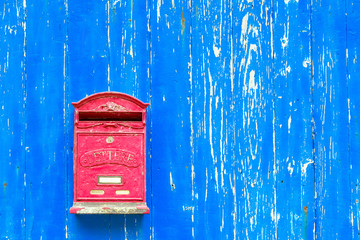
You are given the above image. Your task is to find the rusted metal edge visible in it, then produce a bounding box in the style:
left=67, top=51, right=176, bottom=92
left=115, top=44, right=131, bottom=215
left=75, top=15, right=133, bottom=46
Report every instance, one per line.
left=70, top=202, right=150, bottom=214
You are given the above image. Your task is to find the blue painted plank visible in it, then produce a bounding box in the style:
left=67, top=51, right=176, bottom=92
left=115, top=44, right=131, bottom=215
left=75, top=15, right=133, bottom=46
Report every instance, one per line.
left=150, top=0, right=193, bottom=238
left=312, top=0, right=351, bottom=238
left=108, top=0, right=151, bottom=238
left=0, top=1, right=26, bottom=239
left=0, top=0, right=358, bottom=238
left=232, top=0, right=276, bottom=238
left=67, top=0, right=110, bottom=239
left=347, top=0, right=360, bottom=238
left=108, top=0, right=149, bottom=98
left=273, top=0, right=315, bottom=239
left=25, top=0, right=67, bottom=239
left=191, top=0, right=235, bottom=238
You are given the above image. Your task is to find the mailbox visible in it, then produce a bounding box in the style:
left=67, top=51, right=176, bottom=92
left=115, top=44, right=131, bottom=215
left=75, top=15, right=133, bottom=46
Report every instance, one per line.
left=70, top=92, right=150, bottom=214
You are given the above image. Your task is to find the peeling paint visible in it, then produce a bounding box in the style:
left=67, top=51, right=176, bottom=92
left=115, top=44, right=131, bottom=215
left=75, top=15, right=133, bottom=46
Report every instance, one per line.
left=181, top=11, right=185, bottom=35
left=301, top=159, right=314, bottom=177
left=170, top=172, right=175, bottom=191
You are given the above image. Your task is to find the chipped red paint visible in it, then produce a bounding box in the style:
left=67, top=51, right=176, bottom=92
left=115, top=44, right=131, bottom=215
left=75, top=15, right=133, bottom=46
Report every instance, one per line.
left=69, top=207, right=84, bottom=214
left=70, top=92, right=150, bottom=214
left=137, top=205, right=150, bottom=214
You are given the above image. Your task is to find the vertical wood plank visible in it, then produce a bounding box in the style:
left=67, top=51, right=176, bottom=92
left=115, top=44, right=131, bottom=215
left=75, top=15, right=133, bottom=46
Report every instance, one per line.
left=191, top=0, right=235, bottom=238
left=150, top=0, right=193, bottom=238
left=25, top=0, right=67, bottom=238
left=108, top=0, right=151, bottom=238
left=312, top=0, right=351, bottom=238
left=0, top=1, right=26, bottom=239
left=232, top=0, right=276, bottom=238
left=347, top=0, right=360, bottom=238
left=67, top=0, right=110, bottom=239
left=108, top=0, right=149, bottom=98
left=0, top=0, right=358, bottom=238
left=273, top=0, right=315, bottom=239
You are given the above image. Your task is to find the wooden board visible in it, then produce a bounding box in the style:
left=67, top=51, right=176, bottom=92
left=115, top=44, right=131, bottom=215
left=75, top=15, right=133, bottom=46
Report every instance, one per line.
left=0, top=0, right=357, bottom=239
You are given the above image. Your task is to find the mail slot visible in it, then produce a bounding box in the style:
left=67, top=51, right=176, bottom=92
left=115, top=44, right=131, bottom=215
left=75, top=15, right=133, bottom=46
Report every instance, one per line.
left=70, top=92, right=150, bottom=214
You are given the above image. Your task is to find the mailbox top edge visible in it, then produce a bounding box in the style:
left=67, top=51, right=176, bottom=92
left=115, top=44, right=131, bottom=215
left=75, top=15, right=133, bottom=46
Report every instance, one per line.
left=72, top=92, right=150, bottom=109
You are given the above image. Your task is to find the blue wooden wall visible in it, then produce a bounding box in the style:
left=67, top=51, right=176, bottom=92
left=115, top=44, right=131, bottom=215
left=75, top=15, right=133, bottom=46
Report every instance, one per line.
left=0, top=0, right=359, bottom=239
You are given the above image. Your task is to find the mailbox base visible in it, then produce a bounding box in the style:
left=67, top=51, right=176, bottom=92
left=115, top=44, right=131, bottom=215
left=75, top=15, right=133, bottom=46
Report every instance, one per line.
left=70, top=202, right=150, bottom=214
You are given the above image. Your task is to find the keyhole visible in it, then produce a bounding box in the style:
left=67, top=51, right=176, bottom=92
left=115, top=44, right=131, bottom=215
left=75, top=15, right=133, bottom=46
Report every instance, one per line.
left=106, top=136, right=114, bottom=143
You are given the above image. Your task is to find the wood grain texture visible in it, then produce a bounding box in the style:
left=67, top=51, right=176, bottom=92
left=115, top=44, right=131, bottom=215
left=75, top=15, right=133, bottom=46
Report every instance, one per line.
left=347, top=0, right=360, bottom=238
left=150, top=0, right=193, bottom=238
left=108, top=0, right=151, bottom=238
left=232, top=1, right=276, bottom=238
left=0, top=0, right=358, bottom=239
left=0, top=1, right=26, bottom=239
left=25, top=0, right=67, bottom=238
left=273, top=0, right=315, bottom=239
left=191, top=0, right=235, bottom=238
left=67, top=0, right=110, bottom=239
left=312, top=0, right=351, bottom=238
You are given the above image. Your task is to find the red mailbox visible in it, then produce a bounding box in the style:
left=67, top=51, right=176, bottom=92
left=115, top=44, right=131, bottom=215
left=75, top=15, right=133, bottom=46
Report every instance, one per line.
left=70, top=92, right=150, bottom=214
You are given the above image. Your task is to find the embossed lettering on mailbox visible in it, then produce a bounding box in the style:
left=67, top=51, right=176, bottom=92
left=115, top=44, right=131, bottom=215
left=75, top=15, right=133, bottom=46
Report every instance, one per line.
left=70, top=92, right=150, bottom=214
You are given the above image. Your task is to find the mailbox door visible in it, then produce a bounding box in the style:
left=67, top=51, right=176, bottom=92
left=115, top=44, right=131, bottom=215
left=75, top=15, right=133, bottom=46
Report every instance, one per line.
left=76, top=133, right=145, bottom=201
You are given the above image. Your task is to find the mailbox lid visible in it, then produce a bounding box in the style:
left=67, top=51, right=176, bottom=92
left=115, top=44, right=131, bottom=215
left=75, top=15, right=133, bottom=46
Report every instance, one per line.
left=72, top=92, right=149, bottom=112
left=73, top=92, right=149, bottom=128
left=75, top=133, right=145, bottom=201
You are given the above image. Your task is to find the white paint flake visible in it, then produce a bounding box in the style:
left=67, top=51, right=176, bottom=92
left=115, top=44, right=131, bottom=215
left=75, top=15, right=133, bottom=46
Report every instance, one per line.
left=113, top=0, right=121, bottom=7
left=205, top=168, right=208, bottom=202
left=288, top=161, right=294, bottom=175
left=230, top=173, right=237, bottom=239
left=241, top=14, right=249, bottom=44
left=348, top=98, right=351, bottom=122
left=157, top=0, right=161, bottom=23
left=288, top=115, right=291, bottom=133
left=130, top=44, right=133, bottom=58
left=215, top=166, right=219, bottom=193
left=301, top=158, right=314, bottom=176
left=281, top=32, right=288, bottom=49
left=243, top=44, right=258, bottom=95
left=271, top=208, right=280, bottom=222
left=170, top=172, right=175, bottom=191
left=303, top=57, right=311, bottom=68
left=248, top=70, right=257, bottom=91
left=208, top=69, right=215, bottom=165
left=213, top=44, right=221, bottom=57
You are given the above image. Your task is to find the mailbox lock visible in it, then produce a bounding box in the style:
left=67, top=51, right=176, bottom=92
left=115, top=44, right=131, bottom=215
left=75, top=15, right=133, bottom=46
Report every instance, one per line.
left=106, top=136, right=114, bottom=143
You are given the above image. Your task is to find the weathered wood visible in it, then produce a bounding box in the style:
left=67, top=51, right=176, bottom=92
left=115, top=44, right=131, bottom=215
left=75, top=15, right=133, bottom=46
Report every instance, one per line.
left=25, top=0, right=68, bottom=238
left=347, top=0, right=360, bottom=238
left=0, top=0, right=358, bottom=239
left=232, top=0, right=276, bottom=238
left=67, top=0, right=110, bottom=239
left=107, top=0, right=151, bottom=238
left=273, top=0, right=315, bottom=239
left=150, top=0, right=193, bottom=238
left=312, top=0, right=351, bottom=238
left=0, top=1, right=26, bottom=239
left=191, top=0, right=234, bottom=238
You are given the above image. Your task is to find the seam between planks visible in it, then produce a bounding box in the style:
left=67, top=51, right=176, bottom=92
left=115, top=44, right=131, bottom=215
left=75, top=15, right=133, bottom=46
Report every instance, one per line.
left=64, top=0, right=70, bottom=238
left=270, top=0, right=278, bottom=238
left=344, top=0, right=353, bottom=238
left=23, top=0, right=28, bottom=238
left=309, top=0, right=316, bottom=238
